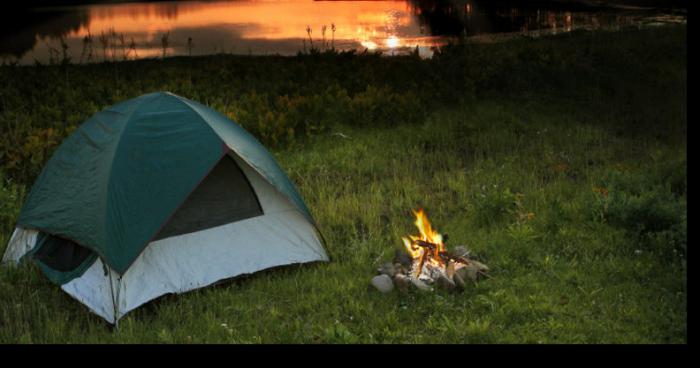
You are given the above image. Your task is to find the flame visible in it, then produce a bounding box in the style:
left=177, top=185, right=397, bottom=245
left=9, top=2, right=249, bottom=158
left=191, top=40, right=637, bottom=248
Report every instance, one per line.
left=401, top=209, right=447, bottom=276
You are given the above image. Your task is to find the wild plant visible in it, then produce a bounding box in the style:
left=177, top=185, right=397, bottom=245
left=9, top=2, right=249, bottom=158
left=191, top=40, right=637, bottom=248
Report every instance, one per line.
left=161, top=31, right=170, bottom=59
left=80, top=31, right=94, bottom=64
left=98, top=31, right=110, bottom=62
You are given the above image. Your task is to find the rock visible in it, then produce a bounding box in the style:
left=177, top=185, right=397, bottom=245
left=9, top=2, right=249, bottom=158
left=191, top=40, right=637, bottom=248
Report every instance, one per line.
left=377, top=262, right=396, bottom=277
left=371, top=274, right=395, bottom=293
left=471, top=259, right=490, bottom=272
left=393, top=274, right=411, bottom=292
left=435, top=274, right=456, bottom=290
left=451, top=245, right=470, bottom=257
left=455, top=265, right=476, bottom=282
left=410, top=278, right=433, bottom=292
left=394, top=263, right=407, bottom=275
left=394, top=250, right=413, bottom=267
left=466, top=264, right=480, bottom=281
left=455, top=260, right=489, bottom=282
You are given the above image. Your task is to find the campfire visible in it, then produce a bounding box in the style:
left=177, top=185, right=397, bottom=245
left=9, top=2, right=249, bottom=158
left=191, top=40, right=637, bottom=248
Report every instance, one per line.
left=371, top=209, right=489, bottom=293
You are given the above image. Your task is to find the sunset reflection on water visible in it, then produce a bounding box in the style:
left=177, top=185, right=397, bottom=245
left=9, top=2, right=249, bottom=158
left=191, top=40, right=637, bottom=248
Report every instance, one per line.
left=1, top=0, right=685, bottom=63
left=18, top=0, right=440, bottom=62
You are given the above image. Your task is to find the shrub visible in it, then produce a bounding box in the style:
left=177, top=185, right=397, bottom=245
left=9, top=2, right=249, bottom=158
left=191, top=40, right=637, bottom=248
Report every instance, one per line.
left=227, top=84, right=425, bottom=146
left=0, top=125, right=71, bottom=184
left=348, top=85, right=425, bottom=128
left=605, top=187, right=683, bottom=235
left=589, top=166, right=686, bottom=255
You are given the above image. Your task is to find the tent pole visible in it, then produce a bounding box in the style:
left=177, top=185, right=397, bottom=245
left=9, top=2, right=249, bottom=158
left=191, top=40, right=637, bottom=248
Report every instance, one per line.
left=115, top=274, right=121, bottom=330
left=107, top=263, right=120, bottom=329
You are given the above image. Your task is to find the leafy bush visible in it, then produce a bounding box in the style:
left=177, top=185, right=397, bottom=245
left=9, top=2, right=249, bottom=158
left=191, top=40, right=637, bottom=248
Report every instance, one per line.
left=0, top=125, right=74, bottom=184
left=226, top=84, right=425, bottom=146
left=605, top=187, right=683, bottom=235
left=589, top=165, right=686, bottom=255
left=348, top=85, right=425, bottom=128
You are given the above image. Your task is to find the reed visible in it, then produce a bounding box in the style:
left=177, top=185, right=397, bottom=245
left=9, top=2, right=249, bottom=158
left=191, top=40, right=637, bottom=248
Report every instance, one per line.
left=79, top=31, right=94, bottom=64
left=161, top=31, right=170, bottom=59
left=98, top=31, right=110, bottom=62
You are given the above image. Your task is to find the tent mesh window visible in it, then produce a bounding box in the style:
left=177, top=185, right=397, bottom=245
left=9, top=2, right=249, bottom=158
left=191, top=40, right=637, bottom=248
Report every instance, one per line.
left=154, top=156, right=263, bottom=240
left=33, top=233, right=95, bottom=272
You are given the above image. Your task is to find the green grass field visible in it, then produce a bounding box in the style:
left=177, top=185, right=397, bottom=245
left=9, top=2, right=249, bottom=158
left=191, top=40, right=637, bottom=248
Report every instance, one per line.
left=0, top=25, right=686, bottom=343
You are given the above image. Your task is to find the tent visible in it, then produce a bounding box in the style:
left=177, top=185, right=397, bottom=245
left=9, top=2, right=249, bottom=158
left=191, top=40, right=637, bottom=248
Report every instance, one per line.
left=1, top=91, right=329, bottom=324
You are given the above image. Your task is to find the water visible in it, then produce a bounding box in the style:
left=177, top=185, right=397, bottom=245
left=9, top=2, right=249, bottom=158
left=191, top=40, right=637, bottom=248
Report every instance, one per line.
left=0, top=0, right=686, bottom=63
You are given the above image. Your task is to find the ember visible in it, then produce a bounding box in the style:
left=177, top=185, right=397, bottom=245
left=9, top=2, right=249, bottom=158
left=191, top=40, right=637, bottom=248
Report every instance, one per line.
left=371, top=209, right=489, bottom=293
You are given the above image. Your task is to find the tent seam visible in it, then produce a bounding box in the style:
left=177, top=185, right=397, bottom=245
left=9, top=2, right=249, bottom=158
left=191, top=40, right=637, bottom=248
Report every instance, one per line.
left=102, top=93, right=165, bottom=273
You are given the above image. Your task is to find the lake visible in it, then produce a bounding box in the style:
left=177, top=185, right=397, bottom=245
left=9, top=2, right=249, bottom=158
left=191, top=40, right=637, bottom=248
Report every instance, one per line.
left=1, top=0, right=686, bottom=63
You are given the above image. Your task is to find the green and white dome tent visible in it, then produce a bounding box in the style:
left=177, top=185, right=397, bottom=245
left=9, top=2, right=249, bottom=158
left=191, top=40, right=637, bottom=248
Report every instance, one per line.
left=2, top=92, right=329, bottom=324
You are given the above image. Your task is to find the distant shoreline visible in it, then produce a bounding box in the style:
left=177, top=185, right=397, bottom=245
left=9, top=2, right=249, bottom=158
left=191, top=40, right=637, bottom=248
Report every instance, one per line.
left=15, top=0, right=691, bottom=11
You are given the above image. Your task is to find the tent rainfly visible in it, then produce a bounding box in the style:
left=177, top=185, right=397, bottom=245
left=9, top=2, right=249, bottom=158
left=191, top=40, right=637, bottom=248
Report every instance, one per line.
left=2, top=92, right=329, bottom=324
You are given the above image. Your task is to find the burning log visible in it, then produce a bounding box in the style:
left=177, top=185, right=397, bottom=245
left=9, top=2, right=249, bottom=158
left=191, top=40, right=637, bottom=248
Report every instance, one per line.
left=410, top=239, right=472, bottom=266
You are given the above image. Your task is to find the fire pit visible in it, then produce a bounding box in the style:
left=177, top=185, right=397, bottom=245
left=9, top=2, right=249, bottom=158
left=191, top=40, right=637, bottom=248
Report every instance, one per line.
left=371, top=209, right=489, bottom=293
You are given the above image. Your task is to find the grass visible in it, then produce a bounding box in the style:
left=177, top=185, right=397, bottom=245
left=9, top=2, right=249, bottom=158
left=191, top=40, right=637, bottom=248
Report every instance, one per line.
left=0, top=24, right=687, bottom=343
